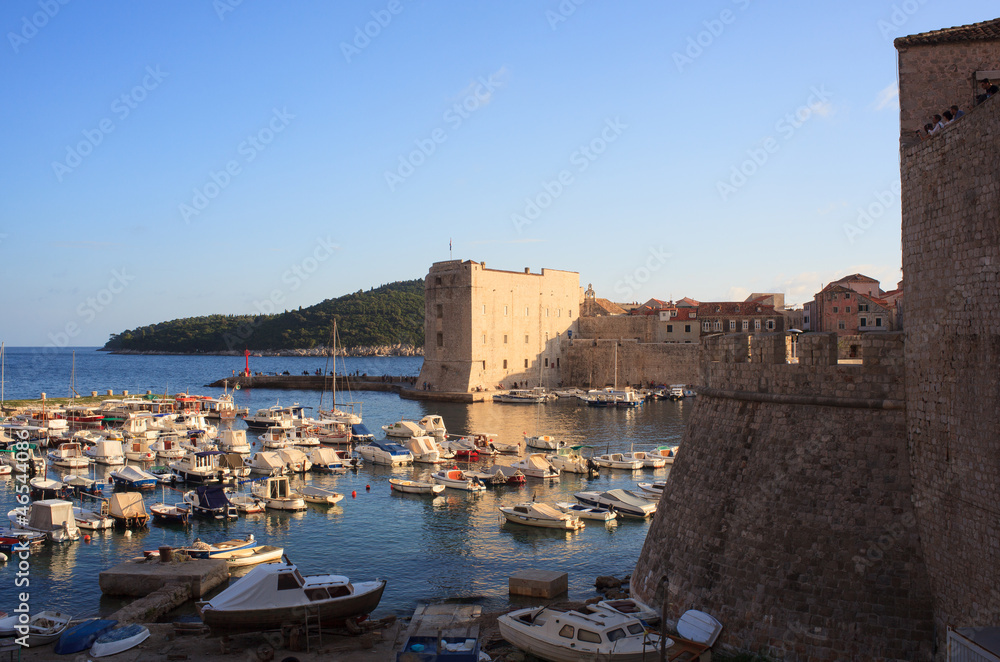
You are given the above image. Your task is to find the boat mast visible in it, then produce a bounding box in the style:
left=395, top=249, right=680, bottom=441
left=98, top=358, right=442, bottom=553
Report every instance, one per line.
left=614, top=341, right=618, bottom=389
left=1, top=342, right=4, bottom=413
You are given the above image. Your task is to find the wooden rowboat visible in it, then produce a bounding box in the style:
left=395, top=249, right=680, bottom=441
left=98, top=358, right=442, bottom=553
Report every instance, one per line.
left=214, top=544, right=284, bottom=568
left=388, top=478, right=445, bottom=495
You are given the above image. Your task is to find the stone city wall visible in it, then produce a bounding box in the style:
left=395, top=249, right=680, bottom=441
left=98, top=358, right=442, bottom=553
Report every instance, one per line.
left=901, top=91, right=1000, bottom=643
left=632, top=332, right=935, bottom=661
left=566, top=339, right=700, bottom=388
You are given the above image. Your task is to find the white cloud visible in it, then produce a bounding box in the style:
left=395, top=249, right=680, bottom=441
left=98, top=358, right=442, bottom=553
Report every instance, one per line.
left=873, top=83, right=899, bottom=111
left=727, top=286, right=751, bottom=301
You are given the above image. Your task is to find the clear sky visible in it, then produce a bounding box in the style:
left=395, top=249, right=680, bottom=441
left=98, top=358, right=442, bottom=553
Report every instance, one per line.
left=1, top=1, right=995, bottom=346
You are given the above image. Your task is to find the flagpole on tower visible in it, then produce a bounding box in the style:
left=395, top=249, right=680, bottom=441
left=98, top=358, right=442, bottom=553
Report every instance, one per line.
left=449, top=238, right=452, bottom=260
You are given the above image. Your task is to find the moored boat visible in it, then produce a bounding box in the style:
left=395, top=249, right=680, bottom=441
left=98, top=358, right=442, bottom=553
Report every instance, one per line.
left=652, top=444, right=679, bottom=464
left=500, top=502, right=585, bottom=530
left=355, top=439, right=413, bottom=466
left=524, top=434, right=566, bottom=451
left=510, top=453, right=560, bottom=479
left=73, top=504, right=114, bottom=530
left=554, top=501, right=617, bottom=522
left=48, top=441, right=90, bottom=469
left=184, top=486, right=237, bottom=519
left=215, top=544, right=284, bottom=568
left=108, top=492, right=149, bottom=528
left=388, top=478, right=445, bottom=495
left=108, top=465, right=159, bottom=489
left=296, top=485, right=344, bottom=505
left=149, top=501, right=191, bottom=525
left=431, top=468, right=486, bottom=492
left=593, top=453, right=644, bottom=471
left=23, top=610, right=73, bottom=648
left=180, top=533, right=256, bottom=558
left=196, top=559, right=386, bottom=632
left=636, top=481, right=666, bottom=498
left=8, top=499, right=80, bottom=542
left=252, top=475, right=306, bottom=511
left=573, top=489, right=657, bottom=519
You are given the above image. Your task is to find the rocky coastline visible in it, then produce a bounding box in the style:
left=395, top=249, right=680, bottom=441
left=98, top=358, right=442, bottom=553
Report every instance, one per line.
left=105, top=344, right=424, bottom=358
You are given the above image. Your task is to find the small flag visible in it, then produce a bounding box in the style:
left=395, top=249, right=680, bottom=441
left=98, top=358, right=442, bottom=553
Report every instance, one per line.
left=449, top=238, right=452, bottom=251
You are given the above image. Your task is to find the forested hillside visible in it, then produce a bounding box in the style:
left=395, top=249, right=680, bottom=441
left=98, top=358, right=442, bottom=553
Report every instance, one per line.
left=102, top=280, right=425, bottom=353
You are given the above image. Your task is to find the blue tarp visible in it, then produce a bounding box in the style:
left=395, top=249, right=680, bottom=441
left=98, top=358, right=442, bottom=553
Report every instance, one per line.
left=195, top=486, right=231, bottom=508
left=352, top=424, right=373, bottom=437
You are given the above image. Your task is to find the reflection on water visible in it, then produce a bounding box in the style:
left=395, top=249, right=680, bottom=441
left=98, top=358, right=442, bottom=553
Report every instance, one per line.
left=1, top=355, right=689, bottom=620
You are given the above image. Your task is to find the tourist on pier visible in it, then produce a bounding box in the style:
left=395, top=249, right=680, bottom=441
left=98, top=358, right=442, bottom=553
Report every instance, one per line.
left=976, top=79, right=998, bottom=105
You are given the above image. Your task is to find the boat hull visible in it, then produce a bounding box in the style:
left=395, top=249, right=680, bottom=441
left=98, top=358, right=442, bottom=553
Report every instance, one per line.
left=499, top=616, right=661, bottom=662
left=200, top=580, right=386, bottom=631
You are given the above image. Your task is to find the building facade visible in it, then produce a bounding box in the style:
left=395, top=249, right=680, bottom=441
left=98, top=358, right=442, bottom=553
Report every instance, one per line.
left=697, top=300, right=784, bottom=335
left=416, top=260, right=579, bottom=393
left=812, top=274, right=895, bottom=336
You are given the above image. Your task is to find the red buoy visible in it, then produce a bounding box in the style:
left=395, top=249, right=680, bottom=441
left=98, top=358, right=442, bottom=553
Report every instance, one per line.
left=365, top=484, right=371, bottom=491
left=83, top=535, right=91, bottom=543
left=351, top=490, right=357, bottom=498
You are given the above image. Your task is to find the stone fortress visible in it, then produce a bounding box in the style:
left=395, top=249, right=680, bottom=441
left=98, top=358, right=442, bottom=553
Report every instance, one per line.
left=632, top=18, right=1000, bottom=661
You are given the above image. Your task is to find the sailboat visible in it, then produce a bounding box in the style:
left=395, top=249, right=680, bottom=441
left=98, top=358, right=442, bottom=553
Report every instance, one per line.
left=583, top=342, right=643, bottom=408
left=317, top=321, right=366, bottom=432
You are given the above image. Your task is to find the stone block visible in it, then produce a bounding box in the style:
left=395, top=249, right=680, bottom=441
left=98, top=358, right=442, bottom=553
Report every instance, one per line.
left=509, top=569, right=569, bottom=599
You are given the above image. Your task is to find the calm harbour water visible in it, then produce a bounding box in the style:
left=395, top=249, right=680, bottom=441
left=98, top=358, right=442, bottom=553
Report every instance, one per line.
left=0, top=347, right=691, bottom=621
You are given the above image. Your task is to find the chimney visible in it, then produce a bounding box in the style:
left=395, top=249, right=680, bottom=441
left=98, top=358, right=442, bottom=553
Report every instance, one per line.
left=524, top=268, right=530, bottom=274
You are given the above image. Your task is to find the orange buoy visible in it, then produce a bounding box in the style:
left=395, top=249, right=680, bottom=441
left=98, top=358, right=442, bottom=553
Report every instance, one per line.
left=351, top=490, right=357, bottom=498
left=83, top=535, right=91, bottom=543
left=365, top=484, right=371, bottom=491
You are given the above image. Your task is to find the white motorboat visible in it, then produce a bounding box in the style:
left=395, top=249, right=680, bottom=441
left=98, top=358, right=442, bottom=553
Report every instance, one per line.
left=252, top=476, right=306, bottom=511
left=381, top=420, right=424, bottom=439
left=148, top=465, right=179, bottom=483
left=431, top=468, right=486, bottom=492
left=555, top=501, right=617, bottom=522
left=48, top=442, right=90, bottom=469
left=85, top=440, right=125, bottom=466
left=9, top=499, right=80, bottom=542
left=636, top=481, right=666, bottom=498
left=260, top=425, right=320, bottom=449
left=355, top=439, right=413, bottom=466
left=23, top=610, right=74, bottom=648
left=510, top=453, right=560, bottom=479
left=73, top=504, right=114, bottom=530
left=546, top=446, right=596, bottom=474
left=29, top=476, right=67, bottom=500
left=574, top=489, right=657, bottom=518
left=217, top=428, right=252, bottom=454
left=417, top=414, right=447, bottom=440
left=243, top=403, right=308, bottom=430
left=149, top=501, right=192, bottom=524
left=124, top=439, right=156, bottom=462
left=151, top=433, right=186, bottom=460
left=593, top=453, right=644, bottom=470
left=388, top=478, right=445, bottom=495
left=624, top=450, right=666, bottom=469
left=439, top=436, right=480, bottom=461
left=244, top=451, right=287, bottom=476
left=90, top=623, right=150, bottom=657
left=307, top=447, right=350, bottom=473
left=179, top=533, right=256, bottom=558
left=498, top=603, right=665, bottom=662
left=196, top=559, right=386, bottom=631
left=524, top=434, right=566, bottom=451
left=183, top=486, right=237, bottom=520
left=500, top=502, right=585, bottom=530
left=400, top=435, right=445, bottom=464
left=495, top=389, right=546, bottom=403
left=276, top=447, right=312, bottom=473
left=296, top=485, right=344, bottom=505
left=227, top=493, right=264, bottom=515
left=169, top=450, right=229, bottom=483
left=489, top=437, right=521, bottom=454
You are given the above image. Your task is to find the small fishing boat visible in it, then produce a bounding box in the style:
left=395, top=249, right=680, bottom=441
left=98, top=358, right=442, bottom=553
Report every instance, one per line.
left=593, top=453, right=644, bottom=470
left=546, top=446, right=597, bottom=475
left=652, top=444, right=680, bottom=464
left=400, top=435, right=446, bottom=464
left=169, top=450, right=229, bottom=483
left=307, top=447, right=349, bottom=473
left=214, top=544, right=284, bottom=568
left=244, top=451, right=287, bottom=476
left=109, top=465, right=159, bottom=489
left=252, top=476, right=306, bottom=511
left=482, top=465, right=527, bottom=485
left=489, top=438, right=521, bottom=454
left=180, top=533, right=256, bottom=559
left=276, top=447, right=312, bottom=473
left=54, top=618, right=117, bottom=655
left=495, top=389, right=546, bottom=403
left=90, top=623, right=150, bottom=657
left=498, top=604, right=664, bottom=662
left=216, top=428, right=251, bottom=454
left=23, top=610, right=73, bottom=646
left=439, top=436, right=478, bottom=461
left=85, top=439, right=126, bottom=466
left=149, top=501, right=192, bottom=525
left=500, top=502, right=585, bottom=530
left=150, top=433, right=186, bottom=460
left=554, top=501, right=617, bottom=522
left=465, top=467, right=517, bottom=487
left=388, top=478, right=445, bottom=495
left=524, top=434, right=566, bottom=451
left=196, top=558, right=386, bottom=632
left=108, top=492, right=149, bottom=528
left=509, top=453, right=560, bottom=479
left=73, top=504, right=114, bottom=530
left=47, top=441, right=90, bottom=469
left=636, top=481, right=666, bottom=498
left=148, top=465, right=178, bottom=483
left=184, top=486, right=238, bottom=519
left=381, top=419, right=424, bottom=439
left=431, top=468, right=486, bottom=492
left=28, top=476, right=68, bottom=500
left=8, top=499, right=80, bottom=542
left=296, top=485, right=344, bottom=505
left=124, top=439, right=156, bottom=462
left=63, top=474, right=105, bottom=498
left=0, top=527, right=47, bottom=552
left=623, top=450, right=666, bottom=469
left=574, top=489, right=657, bottom=519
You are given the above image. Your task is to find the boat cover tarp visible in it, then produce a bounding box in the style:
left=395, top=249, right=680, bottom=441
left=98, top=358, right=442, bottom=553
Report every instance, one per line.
left=351, top=424, right=373, bottom=437
left=531, top=503, right=570, bottom=520
left=308, top=448, right=340, bottom=465
left=247, top=452, right=284, bottom=472
left=218, top=453, right=246, bottom=470
left=109, top=493, right=147, bottom=519
left=194, top=486, right=231, bottom=509
left=113, top=465, right=156, bottom=483
left=207, top=563, right=350, bottom=611
left=29, top=499, right=76, bottom=530
left=93, top=440, right=124, bottom=457
left=276, top=448, right=307, bottom=464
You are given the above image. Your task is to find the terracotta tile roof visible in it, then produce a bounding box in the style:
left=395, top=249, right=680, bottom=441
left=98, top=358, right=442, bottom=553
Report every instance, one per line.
left=895, top=18, right=1000, bottom=47
left=833, top=273, right=880, bottom=284
left=593, top=298, right=626, bottom=315
left=676, top=297, right=700, bottom=307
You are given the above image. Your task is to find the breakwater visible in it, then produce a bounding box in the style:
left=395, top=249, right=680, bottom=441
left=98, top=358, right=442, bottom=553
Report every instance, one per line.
left=108, top=344, right=423, bottom=357
left=205, top=374, right=490, bottom=402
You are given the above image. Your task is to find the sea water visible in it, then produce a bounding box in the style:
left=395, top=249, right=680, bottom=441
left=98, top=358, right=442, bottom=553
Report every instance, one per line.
left=0, top=348, right=690, bottom=620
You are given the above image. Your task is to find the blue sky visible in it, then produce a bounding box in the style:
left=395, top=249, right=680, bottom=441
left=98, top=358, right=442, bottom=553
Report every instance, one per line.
left=1, top=1, right=995, bottom=346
